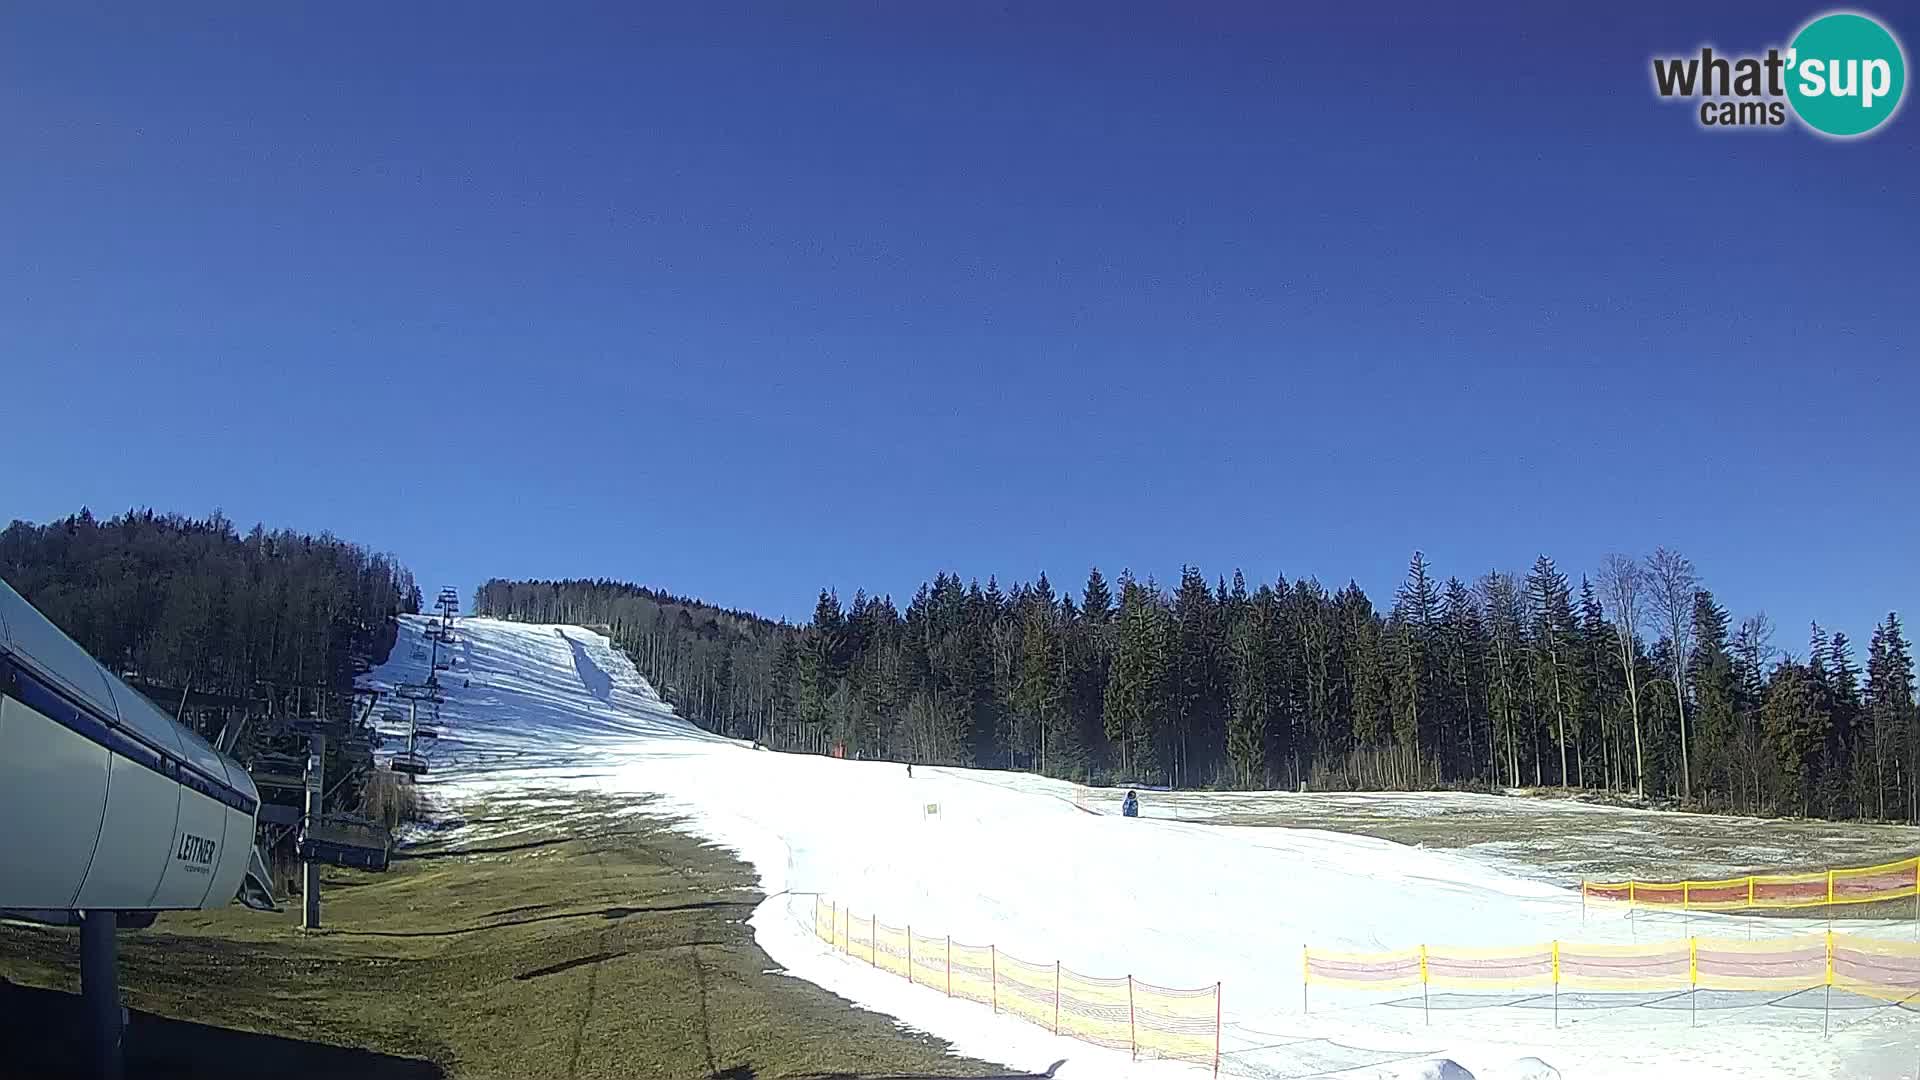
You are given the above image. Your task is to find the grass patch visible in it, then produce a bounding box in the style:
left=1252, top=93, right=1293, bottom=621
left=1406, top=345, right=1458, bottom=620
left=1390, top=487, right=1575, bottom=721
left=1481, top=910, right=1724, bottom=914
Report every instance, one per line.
left=0, top=795, right=1018, bottom=1080
left=1115, top=786, right=1920, bottom=903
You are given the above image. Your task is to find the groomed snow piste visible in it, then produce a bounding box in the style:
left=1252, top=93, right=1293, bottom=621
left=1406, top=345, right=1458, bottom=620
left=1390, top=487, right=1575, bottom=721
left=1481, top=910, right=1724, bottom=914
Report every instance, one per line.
left=363, top=616, right=1920, bottom=1080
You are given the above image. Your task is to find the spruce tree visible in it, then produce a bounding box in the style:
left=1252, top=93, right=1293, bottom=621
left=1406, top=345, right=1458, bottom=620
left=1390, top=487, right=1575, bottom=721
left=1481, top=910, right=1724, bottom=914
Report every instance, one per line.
left=1525, top=556, right=1575, bottom=785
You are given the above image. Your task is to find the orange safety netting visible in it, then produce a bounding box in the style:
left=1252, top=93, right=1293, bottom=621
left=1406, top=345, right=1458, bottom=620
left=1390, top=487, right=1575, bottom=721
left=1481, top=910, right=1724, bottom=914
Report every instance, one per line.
left=1584, top=856, right=1920, bottom=912
left=810, top=896, right=1220, bottom=1072
left=1304, top=932, right=1920, bottom=1003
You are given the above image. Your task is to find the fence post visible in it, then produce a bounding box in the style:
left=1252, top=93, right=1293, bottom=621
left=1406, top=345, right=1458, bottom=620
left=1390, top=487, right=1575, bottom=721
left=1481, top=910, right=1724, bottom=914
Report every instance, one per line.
left=990, top=945, right=997, bottom=1013
left=946, top=936, right=952, bottom=998
left=870, top=914, right=877, bottom=967
left=831, top=901, right=838, bottom=951
left=1420, top=944, right=1430, bottom=1026
left=1301, top=945, right=1309, bottom=1014
left=1053, top=961, right=1061, bottom=1035
left=1824, top=930, right=1833, bottom=1037
left=1127, top=975, right=1136, bottom=1061
left=1828, top=869, right=1836, bottom=931
left=1214, top=982, right=1222, bottom=1078
left=1747, top=875, right=1755, bottom=908
left=1913, top=859, right=1918, bottom=941
left=906, top=925, right=912, bottom=983
left=1580, top=880, right=1587, bottom=925
left=1551, top=940, right=1559, bottom=1029
left=1689, top=937, right=1697, bottom=1027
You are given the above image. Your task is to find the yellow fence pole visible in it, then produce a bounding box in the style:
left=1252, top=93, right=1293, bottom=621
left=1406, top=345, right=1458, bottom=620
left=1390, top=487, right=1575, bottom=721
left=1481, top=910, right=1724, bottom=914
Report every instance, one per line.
left=1824, top=930, right=1833, bottom=1037
left=1689, top=937, right=1698, bottom=1027
left=1828, top=869, right=1836, bottom=932
left=1419, top=944, right=1430, bottom=1026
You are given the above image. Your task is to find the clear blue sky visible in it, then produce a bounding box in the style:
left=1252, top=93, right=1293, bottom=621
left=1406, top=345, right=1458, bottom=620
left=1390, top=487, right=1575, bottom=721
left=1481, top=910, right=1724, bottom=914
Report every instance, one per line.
left=3, top=3, right=1914, bottom=651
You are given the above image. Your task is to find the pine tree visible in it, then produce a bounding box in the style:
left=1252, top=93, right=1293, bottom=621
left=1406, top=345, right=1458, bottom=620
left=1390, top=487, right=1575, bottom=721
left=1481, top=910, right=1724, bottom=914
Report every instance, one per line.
left=1340, top=584, right=1391, bottom=751
left=1525, top=556, right=1575, bottom=786
left=1826, top=631, right=1860, bottom=817
left=1016, top=586, right=1070, bottom=774
left=1689, top=591, right=1739, bottom=811
left=1762, top=661, right=1826, bottom=814
left=1171, top=566, right=1223, bottom=786
left=1081, top=567, right=1113, bottom=626
left=1480, top=571, right=1526, bottom=788
left=1437, top=577, right=1486, bottom=784
left=1865, top=614, right=1916, bottom=822
left=1391, top=552, right=1440, bottom=756
left=1103, top=572, right=1168, bottom=780
left=1224, top=578, right=1274, bottom=788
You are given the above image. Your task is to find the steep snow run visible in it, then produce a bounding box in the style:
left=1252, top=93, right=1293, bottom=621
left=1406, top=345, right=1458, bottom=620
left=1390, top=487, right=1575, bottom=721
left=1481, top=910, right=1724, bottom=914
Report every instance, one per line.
left=363, top=616, right=1919, bottom=1080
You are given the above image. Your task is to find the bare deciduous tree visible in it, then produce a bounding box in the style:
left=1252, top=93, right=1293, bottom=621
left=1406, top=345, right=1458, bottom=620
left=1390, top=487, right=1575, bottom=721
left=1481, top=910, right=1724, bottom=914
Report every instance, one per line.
left=1598, top=553, right=1647, bottom=794
left=1646, top=547, right=1698, bottom=801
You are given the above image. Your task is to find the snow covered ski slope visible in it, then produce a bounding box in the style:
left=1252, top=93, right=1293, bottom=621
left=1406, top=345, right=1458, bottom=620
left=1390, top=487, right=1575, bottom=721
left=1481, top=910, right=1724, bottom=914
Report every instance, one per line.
left=363, top=616, right=1920, bottom=1080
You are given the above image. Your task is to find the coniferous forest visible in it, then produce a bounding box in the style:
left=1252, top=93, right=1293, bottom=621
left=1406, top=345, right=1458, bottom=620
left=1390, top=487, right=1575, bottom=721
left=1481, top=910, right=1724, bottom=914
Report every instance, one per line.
left=2, top=509, right=420, bottom=728
left=477, top=552, right=1917, bottom=824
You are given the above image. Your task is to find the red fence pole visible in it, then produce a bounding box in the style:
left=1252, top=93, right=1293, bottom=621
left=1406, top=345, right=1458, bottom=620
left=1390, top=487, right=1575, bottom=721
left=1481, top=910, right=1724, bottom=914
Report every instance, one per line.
left=1128, top=975, right=1136, bottom=1061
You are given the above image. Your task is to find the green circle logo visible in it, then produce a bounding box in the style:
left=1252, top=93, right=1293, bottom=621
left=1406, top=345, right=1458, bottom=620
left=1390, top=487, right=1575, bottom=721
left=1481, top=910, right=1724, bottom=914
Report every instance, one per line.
left=1787, top=12, right=1906, bottom=137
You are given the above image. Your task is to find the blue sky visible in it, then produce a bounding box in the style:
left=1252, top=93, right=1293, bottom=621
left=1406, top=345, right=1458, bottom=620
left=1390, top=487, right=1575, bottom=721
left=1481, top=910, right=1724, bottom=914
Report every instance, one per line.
left=3, top=3, right=1914, bottom=651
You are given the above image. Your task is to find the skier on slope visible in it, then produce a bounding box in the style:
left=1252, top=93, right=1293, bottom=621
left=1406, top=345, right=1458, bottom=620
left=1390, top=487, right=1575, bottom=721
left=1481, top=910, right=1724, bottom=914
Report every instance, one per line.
left=906, top=763, right=913, bottom=779
left=1122, top=790, right=1139, bottom=817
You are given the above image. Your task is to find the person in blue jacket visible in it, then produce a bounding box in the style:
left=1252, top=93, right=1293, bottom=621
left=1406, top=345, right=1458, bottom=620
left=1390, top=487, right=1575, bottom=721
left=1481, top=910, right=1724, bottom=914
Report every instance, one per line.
left=1122, top=790, right=1139, bottom=817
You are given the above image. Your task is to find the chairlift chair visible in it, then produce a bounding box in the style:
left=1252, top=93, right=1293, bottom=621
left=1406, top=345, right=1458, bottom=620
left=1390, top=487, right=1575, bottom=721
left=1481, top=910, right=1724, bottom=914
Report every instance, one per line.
left=296, top=814, right=392, bottom=872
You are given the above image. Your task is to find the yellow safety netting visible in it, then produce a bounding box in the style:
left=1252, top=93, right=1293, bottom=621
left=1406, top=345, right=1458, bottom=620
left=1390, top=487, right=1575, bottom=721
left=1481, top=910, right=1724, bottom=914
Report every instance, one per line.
left=1135, top=978, right=1220, bottom=1066
left=1832, top=934, right=1920, bottom=1003
left=1303, top=945, right=1424, bottom=990
left=950, top=941, right=995, bottom=1007
left=995, top=952, right=1057, bottom=1030
left=1304, top=932, right=1920, bottom=1003
left=874, top=920, right=910, bottom=979
left=809, top=896, right=1220, bottom=1071
left=1585, top=856, right=1920, bottom=912
left=1425, top=942, right=1555, bottom=991
left=1057, top=967, right=1131, bottom=1050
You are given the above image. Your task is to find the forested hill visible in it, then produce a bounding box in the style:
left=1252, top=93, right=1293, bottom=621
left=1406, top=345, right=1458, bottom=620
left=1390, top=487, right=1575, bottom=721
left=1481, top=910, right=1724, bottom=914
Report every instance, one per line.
left=473, top=577, right=792, bottom=730
left=478, top=555, right=1918, bottom=826
left=1, top=509, right=420, bottom=722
